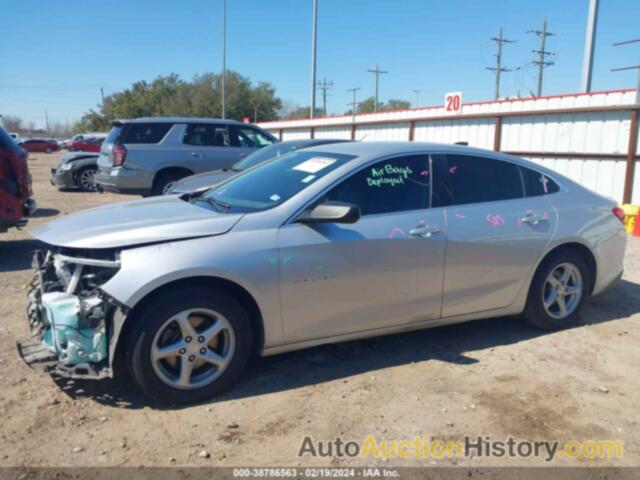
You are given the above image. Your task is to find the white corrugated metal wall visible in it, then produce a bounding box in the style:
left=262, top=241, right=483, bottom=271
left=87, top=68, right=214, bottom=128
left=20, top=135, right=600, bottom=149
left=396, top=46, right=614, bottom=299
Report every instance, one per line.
left=259, top=89, right=640, bottom=203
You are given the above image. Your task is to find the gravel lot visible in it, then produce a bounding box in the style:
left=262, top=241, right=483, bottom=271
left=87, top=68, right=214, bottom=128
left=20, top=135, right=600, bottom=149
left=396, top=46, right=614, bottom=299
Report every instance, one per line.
left=1, top=151, right=639, bottom=468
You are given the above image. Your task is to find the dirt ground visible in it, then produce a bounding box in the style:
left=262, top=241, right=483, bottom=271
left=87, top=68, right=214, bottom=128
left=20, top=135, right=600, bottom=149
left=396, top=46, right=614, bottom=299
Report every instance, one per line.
left=0, top=151, right=639, bottom=468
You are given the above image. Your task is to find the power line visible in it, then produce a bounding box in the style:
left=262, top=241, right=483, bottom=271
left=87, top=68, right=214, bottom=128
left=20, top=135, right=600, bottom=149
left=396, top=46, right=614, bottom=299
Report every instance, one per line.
left=413, top=89, right=422, bottom=106
left=611, top=37, right=640, bottom=103
left=486, top=26, right=515, bottom=100
left=317, top=78, right=333, bottom=116
left=347, top=87, right=361, bottom=120
left=527, top=18, right=556, bottom=97
left=367, top=64, right=388, bottom=112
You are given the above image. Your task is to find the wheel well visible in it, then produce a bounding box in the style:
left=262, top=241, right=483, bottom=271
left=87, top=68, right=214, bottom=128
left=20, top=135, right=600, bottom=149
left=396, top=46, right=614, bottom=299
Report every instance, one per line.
left=153, top=167, right=193, bottom=188
left=112, top=276, right=265, bottom=374
left=540, top=242, right=597, bottom=295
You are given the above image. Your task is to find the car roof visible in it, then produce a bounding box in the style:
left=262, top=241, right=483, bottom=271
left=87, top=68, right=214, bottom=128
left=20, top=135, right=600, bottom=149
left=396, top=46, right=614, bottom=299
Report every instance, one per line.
left=281, top=138, right=351, bottom=147
left=112, top=117, right=248, bottom=126
left=301, top=141, right=565, bottom=179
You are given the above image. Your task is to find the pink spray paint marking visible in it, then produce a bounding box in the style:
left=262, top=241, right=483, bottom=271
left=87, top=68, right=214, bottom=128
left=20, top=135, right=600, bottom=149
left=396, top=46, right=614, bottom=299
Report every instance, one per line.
left=449, top=166, right=458, bottom=174
left=420, top=170, right=429, bottom=176
left=455, top=213, right=466, bottom=219
left=389, top=227, right=408, bottom=239
left=540, top=175, right=549, bottom=193
left=486, top=214, right=505, bottom=227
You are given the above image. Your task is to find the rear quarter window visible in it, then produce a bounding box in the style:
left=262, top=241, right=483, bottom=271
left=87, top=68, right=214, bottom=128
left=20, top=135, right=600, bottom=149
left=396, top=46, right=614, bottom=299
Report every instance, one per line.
left=122, top=123, right=173, bottom=144
left=521, top=166, right=560, bottom=196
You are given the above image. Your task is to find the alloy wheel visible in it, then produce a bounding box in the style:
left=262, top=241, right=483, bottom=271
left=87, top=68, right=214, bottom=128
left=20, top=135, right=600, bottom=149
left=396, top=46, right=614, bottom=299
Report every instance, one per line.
left=542, top=262, right=583, bottom=320
left=78, top=169, right=97, bottom=191
left=151, top=308, right=235, bottom=390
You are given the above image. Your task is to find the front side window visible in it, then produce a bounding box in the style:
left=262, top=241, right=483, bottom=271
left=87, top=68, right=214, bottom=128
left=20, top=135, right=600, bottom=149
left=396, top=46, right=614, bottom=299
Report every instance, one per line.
left=231, top=126, right=275, bottom=148
left=201, top=151, right=355, bottom=213
left=446, top=154, right=524, bottom=205
left=123, top=123, right=173, bottom=144
left=183, top=124, right=230, bottom=147
left=323, top=155, right=431, bottom=216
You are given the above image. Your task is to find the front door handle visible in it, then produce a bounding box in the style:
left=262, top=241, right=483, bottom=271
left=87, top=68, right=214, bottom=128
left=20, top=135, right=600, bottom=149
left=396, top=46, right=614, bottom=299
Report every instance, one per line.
left=409, top=225, right=442, bottom=238
left=519, top=213, right=547, bottom=225
left=191, top=152, right=203, bottom=158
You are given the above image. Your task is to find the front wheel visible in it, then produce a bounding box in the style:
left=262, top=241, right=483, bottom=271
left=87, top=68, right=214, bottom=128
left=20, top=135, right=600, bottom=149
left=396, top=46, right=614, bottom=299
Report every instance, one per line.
left=522, top=249, right=589, bottom=330
left=76, top=166, right=97, bottom=191
left=127, top=287, right=253, bottom=404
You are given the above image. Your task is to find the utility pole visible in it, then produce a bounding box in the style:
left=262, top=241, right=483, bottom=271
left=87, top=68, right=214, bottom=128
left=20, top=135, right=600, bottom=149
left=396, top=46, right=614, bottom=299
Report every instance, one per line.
left=44, top=110, right=49, bottom=134
left=528, top=18, right=555, bottom=97
left=581, top=0, right=600, bottom=92
left=486, top=27, right=515, bottom=100
left=367, top=64, right=388, bottom=112
left=612, top=38, right=640, bottom=104
left=310, top=0, right=318, bottom=118
left=347, top=87, right=361, bottom=121
left=413, top=89, right=422, bottom=106
left=100, top=87, right=106, bottom=113
left=317, top=78, right=333, bottom=116
left=221, top=0, right=227, bottom=119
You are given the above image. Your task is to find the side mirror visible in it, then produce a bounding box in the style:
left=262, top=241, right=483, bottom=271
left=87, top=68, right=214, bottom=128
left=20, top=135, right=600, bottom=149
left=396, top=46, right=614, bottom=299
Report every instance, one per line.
left=297, top=201, right=361, bottom=224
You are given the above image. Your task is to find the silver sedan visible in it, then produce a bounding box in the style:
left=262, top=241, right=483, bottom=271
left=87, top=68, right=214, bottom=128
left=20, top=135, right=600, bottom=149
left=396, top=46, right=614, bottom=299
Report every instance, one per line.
left=25, top=142, right=626, bottom=404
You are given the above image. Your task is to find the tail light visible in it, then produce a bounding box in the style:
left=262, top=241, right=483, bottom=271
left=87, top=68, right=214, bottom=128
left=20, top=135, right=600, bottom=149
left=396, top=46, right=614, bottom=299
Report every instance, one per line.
left=612, top=206, right=625, bottom=224
left=112, top=144, right=127, bottom=166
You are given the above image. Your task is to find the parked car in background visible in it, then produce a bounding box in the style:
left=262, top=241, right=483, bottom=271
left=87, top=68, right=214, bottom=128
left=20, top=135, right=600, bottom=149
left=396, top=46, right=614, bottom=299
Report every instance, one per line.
left=20, top=139, right=60, bottom=154
left=94, top=117, right=277, bottom=196
left=0, top=127, right=35, bottom=232
left=168, top=138, right=351, bottom=194
left=24, top=142, right=626, bottom=404
left=50, top=152, right=99, bottom=191
left=68, top=136, right=104, bottom=153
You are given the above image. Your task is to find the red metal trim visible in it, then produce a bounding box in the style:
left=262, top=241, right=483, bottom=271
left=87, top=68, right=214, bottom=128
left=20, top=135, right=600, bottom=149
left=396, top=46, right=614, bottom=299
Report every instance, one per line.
left=504, top=151, right=633, bottom=160
left=623, top=109, right=640, bottom=203
left=259, top=88, right=636, bottom=126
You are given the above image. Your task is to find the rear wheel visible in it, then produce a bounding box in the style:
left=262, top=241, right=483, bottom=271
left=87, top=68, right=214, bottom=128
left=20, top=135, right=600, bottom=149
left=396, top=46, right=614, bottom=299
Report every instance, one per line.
left=76, top=166, right=98, bottom=191
left=522, top=249, right=589, bottom=330
left=152, top=171, right=189, bottom=196
left=127, top=287, right=252, bottom=404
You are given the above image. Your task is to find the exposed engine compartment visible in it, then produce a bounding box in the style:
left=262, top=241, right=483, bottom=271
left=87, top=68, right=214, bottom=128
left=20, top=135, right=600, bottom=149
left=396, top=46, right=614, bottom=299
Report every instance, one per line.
left=22, top=247, right=124, bottom=379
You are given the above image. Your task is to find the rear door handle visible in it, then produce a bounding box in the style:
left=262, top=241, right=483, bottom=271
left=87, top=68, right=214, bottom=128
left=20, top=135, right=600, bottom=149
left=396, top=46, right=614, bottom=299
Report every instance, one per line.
left=520, top=213, right=547, bottom=225
left=409, top=226, right=442, bottom=238
left=191, top=152, right=203, bottom=158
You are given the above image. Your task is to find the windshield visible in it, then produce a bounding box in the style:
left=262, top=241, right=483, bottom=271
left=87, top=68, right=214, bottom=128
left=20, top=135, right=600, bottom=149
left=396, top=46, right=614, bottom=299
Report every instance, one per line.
left=201, top=150, right=356, bottom=213
left=234, top=142, right=300, bottom=171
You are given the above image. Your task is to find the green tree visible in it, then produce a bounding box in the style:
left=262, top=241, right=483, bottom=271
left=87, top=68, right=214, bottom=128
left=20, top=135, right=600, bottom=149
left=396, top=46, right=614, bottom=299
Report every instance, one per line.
left=347, top=97, right=412, bottom=114
left=74, top=71, right=282, bottom=132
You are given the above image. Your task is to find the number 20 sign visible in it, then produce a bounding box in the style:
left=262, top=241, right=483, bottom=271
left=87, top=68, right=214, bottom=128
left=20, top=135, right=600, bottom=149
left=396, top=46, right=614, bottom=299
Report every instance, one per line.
left=445, top=91, right=462, bottom=114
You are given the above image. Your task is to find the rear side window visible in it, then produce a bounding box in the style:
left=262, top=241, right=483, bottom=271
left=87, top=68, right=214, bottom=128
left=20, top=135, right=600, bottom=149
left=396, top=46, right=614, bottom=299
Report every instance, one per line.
left=183, top=124, right=230, bottom=147
left=446, top=154, right=524, bottom=205
left=324, top=155, right=430, bottom=216
left=122, top=123, right=172, bottom=144
left=521, top=166, right=560, bottom=196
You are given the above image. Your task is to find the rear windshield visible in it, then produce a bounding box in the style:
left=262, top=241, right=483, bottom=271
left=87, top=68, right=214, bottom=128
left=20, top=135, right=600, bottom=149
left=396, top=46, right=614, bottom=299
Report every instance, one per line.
left=122, top=123, right=173, bottom=144
left=0, top=127, right=18, bottom=150
left=105, top=126, right=122, bottom=145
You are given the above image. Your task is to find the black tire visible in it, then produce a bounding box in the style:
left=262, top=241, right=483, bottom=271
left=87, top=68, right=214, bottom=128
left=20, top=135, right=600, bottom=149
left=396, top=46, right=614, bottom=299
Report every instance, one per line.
left=522, top=248, right=589, bottom=330
left=126, top=286, right=253, bottom=405
left=76, top=166, right=98, bottom=191
left=152, top=171, right=188, bottom=196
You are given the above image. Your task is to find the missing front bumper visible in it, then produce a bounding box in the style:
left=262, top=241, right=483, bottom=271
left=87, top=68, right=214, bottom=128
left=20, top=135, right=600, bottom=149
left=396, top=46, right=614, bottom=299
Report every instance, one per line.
left=17, top=340, right=111, bottom=380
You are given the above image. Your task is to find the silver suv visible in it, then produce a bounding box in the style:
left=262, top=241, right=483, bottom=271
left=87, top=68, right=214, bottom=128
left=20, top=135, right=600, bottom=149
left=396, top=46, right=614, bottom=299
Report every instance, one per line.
left=94, top=117, right=277, bottom=196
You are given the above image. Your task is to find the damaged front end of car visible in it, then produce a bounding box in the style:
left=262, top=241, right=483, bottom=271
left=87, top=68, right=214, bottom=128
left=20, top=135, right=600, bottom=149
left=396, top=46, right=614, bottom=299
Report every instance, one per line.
left=18, top=248, right=128, bottom=380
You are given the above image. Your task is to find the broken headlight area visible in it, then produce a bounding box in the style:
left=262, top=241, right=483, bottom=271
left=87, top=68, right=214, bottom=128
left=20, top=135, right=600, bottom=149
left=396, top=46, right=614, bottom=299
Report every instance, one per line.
left=19, top=247, right=125, bottom=380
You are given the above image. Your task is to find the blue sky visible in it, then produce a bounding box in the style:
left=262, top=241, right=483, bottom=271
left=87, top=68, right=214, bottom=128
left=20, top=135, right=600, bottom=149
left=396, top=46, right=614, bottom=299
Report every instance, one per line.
left=1, top=0, right=639, bottom=128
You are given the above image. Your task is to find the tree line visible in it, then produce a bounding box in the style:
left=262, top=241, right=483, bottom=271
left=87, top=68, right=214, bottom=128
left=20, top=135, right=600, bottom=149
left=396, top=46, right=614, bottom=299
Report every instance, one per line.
left=2, top=71, right=414, bottom=135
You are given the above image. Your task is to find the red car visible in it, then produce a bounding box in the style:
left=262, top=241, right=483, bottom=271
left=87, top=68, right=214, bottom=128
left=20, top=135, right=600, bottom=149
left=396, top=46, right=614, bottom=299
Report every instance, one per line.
left=0, top=127, right=35, bottom=232
left=20, top=138, right=60, bottom=153
left=68, top=137, right=104, bottom=153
